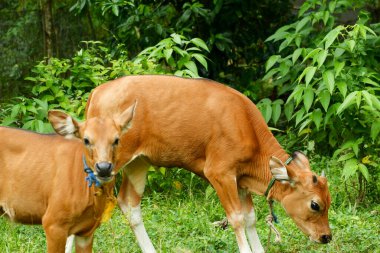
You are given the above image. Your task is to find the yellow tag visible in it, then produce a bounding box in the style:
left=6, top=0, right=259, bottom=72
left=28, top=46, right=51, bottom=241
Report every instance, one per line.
left=101, top=197, right=117, bottom=223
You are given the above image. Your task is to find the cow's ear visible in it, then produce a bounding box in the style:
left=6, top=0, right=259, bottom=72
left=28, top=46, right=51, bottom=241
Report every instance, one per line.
left=115, top=100, right=137, bottom=133
left=269, top=156, right=290, bottom=182
left=292, top=151, right=311, bottom=171
left=48, top=110, right=81, bottom=139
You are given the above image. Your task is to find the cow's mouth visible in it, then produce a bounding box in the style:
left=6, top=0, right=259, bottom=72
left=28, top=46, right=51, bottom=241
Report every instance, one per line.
left=96, top=175, right=114, bottom=184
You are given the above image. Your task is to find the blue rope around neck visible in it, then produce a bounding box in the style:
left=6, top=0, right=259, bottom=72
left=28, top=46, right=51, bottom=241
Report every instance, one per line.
left=82, top=155, right=101, bottom=188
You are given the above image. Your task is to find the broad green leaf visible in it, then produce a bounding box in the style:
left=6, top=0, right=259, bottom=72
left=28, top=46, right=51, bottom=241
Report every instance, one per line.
left=317, top=49, right=328, bottom=68
left=338, top=152, right=355, bottom=162
left=266, top=55, right=281, bottom=72
left=184, top=61, right=198, bottom=76
left=370, top=94, right=380, bottom=110
left=22, top=120, right=34, bottom=130
left=359, top=25, right=366, bottom=40
left=298, top=66, right=316, bottom=85
left=296, top=16, right=311, bottom=32
left=292, top=48, right=303, bottom=64
left=324, top=26, right=344, bottom=49
left=284, top=101, right=294, bottom=121
left=346, top=40, right=356, bottom=52
left=258, top=99, right=272, bottom=123
left=11, top=104, right=21, bottom=118
left=328, top=1, right=336, bottom=12
left=361, top=90, right=373, bottom=108
left=305, top=67, right=317, bottom=86
left=362, top=77, right=379, bottom=87
left=319, top=90, right=331, bottom=112
left=337, top=81, right=347, bottom=98
left=271, top=99, right=283, bottom=125
left=172, top=34, right=183, bottom=45
left=303, top=87, right=314, bottom=112
left=112, top=5, right=119, bottom=16
left=355, top=91, right=362, bottom=108
left=173, top=46, right=186, bottom=57
left=298, top=118, right=312, bottom=134
left=334, top=47, right=345, bottom=58
left=364, top=26, right=377, bottom=36
left=371, top=120, right=380, bottom=140
left=342, top=159, right=358, bottom=180
left=312, top=109, right=323, bottom=130
left=288, top=85, right=304, bottom=106
left=352, top=138, right=363, bottom=157
left=192, top=53, right=208, bottom=69
left=279, top=60, right=291, bottom=76
left=334, top=61, right=345, bottom=77
left=295, top=108, right=306, bottom=126
left=323, top=70, right=335, bottom=94
left=279, top=39, right=290, bottom=52
left=323, top=11, right=330, bottom=25
left=358, top=164, right=370, bottom=181
left=337, top=91, right=357, bottom=114
left=262, top=68, right=279, bottom=81
left=262, top=105, right=272, bottom=123
left=164, top=49, right=173, bottom=62
left=299, top=2, right=311, bottom=17
left=302, top=48, right=322, bottom=63
left=324, top=103, right=338, bottom=128
left=1, top=116, right=16, bottom=126
left=26, top=105, right=38, bottom=114
left=190, top=38, right=209, bottom=52
left=265, top=29, right=290, bottom=42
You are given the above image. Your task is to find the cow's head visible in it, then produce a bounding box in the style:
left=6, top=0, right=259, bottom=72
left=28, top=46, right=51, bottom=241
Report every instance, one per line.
left=48, top=101, right=137, bottom=184
left=269, top=151, right=332, bottom=244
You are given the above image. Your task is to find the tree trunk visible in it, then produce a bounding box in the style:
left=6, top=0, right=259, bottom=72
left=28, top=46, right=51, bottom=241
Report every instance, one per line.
left=42, top=0, right=54, bottom=59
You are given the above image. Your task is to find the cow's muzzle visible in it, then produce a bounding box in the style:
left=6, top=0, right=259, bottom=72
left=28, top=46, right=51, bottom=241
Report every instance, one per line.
left=320, top=234, right=332, bottom=244
left=95, top=162, right=114, bottom=179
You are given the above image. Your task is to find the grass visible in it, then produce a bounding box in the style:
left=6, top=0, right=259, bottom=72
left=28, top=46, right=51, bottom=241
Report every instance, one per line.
left=0, top=187, right=379, bottom=253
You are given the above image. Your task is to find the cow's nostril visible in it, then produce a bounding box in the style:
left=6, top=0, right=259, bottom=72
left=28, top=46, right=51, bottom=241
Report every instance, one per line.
left=95, top=162, right=113, bottom=177
left=320, top=234, right=332, bottom=244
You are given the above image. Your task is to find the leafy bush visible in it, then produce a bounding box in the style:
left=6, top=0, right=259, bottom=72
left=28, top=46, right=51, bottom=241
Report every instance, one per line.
left=1, top=35, right=209, bottom=132
left=262, top=0, right=380, bottom=204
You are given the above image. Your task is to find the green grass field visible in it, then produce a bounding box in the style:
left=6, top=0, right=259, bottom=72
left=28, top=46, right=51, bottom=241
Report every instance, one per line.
left=0, top=188, right=379, bottom=253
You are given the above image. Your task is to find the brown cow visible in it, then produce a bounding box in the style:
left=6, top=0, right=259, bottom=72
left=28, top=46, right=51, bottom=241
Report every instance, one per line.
left=0, top=102, right=135, bottom=253
left=85, top=75, right=332, bottom=253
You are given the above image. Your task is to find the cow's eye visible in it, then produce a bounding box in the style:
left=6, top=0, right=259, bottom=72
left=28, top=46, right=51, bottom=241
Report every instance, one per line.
left=113, top=138, right=119, bottom=146
left=84, top=138, right=91, bottom=146
left=311, top=200, right=320, bottom=211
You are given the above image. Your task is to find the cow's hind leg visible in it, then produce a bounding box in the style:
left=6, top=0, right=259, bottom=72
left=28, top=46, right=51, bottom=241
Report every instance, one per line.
left=239, top=189, right=264, bottom=253
left=118, top=157, right=156, bottom=253
left=204, top=163, right=252, bottom=253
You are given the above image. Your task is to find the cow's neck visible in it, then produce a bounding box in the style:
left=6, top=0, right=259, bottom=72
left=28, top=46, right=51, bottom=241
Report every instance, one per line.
left=250, top=123, right=292, bottom=201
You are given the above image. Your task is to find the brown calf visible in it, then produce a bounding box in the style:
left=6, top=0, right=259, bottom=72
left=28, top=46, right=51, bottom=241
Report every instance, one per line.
left=0, top=103, right=135, bottom=253
left=85, top=75, right=332, bottom=253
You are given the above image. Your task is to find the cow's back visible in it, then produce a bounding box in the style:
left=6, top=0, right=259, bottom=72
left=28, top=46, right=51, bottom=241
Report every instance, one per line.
left=0, top=127, right=81, bottom=223
left=86, top=75, right=276, bottom=173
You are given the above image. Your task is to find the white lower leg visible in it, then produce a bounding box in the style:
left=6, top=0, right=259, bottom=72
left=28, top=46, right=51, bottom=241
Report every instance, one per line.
left=65, top=235, right=74, bottom=253
left=245, top=209, right=264, bottom=253
left=120, top=203, right=156, bottom=253
left=230, top=213, right=253, bottom=253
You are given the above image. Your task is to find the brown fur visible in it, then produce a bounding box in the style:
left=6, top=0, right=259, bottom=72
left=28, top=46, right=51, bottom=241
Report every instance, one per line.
left=85, top=75, right=332, bottom=252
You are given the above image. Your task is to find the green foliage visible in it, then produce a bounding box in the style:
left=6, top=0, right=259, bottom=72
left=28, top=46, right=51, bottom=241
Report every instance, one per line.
left=1, top=35, right=209, bottom=132
left=263, top=0, right=380, bottom=203
left=136, top=33, right=209, bottom=77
